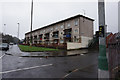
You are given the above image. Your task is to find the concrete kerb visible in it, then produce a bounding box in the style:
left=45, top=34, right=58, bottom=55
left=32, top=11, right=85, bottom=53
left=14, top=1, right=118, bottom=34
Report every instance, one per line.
left=16, top=45, right=94, bottom=57
left=5, top=51, right=89, bottom=58
left=20, top=53, right=84, bottom=58
left=20, top=50, right=89, bottom=57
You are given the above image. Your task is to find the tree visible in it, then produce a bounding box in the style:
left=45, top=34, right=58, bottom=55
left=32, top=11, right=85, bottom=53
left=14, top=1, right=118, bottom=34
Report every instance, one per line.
left=0, top=33, right=20, bottom=44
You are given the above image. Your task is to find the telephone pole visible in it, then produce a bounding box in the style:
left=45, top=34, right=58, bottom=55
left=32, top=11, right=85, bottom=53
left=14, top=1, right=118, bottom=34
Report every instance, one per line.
left=30, top=0, right=33, bottom=46
left=98, top=0, right=109, bottom=78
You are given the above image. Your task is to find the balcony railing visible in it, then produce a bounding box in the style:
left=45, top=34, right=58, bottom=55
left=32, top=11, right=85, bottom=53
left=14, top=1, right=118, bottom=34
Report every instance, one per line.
left=33, top=38, right=38, bottom=41
left=53, top=35, right=59, bottom=38
left=44, top=37, right=49, bottom=39
left=63, top=34, right=71, bottom=38
left=39, top=38, right=42, bottom=40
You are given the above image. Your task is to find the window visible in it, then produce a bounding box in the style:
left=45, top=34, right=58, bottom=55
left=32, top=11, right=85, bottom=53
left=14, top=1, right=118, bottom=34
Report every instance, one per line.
left=40, top=31, right=42, bottom=34
left=47, top=29, right=49, bottom=32
left=46, top=29, right=50, bottom=32
left=60, top=40, right=64, bottom=43
left=67, top=23, right=70, bottom=27
left=61, top=25, right=63, bottom=28
left=75, top=20, right=78, bottom=26
left=39, top=41, right=42, bottom=44
left=51, top=28, right=53, bottom=31
left=55, top=26, right=58, bottom=30
left=51, top=33, right=53, bottom=36
left=54, top=40, right=58, bottom=43
left=75, top=29, right=78, bottom=33
left=50, top=41, right=53, bottom=43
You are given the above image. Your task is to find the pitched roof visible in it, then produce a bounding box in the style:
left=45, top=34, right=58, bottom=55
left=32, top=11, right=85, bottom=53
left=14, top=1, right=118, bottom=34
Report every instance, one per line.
left=25, top=14, right=94, bottom=35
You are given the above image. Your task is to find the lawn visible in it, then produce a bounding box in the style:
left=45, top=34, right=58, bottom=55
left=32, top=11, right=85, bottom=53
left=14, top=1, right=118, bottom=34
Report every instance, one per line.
left=18, top=45, right=59, bottom=52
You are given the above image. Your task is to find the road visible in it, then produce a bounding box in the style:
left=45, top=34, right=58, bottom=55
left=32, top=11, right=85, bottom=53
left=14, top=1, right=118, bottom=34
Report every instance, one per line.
left=1, top=45, right=98, bottom=78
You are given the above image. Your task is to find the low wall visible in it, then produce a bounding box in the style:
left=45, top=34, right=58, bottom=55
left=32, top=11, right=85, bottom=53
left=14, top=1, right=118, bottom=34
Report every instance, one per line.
left=67, top=42, right=82, bottom=50
left=81, top=36, right=93, bottom=48
left=67, top=36, right=92, bottom=50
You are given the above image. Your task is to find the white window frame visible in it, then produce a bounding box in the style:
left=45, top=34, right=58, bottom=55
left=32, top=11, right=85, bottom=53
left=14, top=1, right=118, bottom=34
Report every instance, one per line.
left=75, top=29, right=78, bottom=33
left=51, top=28, right=53, bottom=31
left=55, top=26, right=58, bottom=30
left=61, top=25, right=63, bottom=29
left=75, top=20, right=78, bottom=26
left=67, top=23, right=70, bottom=27
left=60, top=40, right=64, bottom=43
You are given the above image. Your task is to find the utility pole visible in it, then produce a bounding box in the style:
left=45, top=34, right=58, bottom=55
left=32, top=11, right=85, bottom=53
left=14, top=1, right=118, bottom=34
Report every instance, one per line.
left=17, top=23, right=20, bottom=39
left=30, top=0, right=33, bottom=46
left=98, top=0, right=109, bottom=78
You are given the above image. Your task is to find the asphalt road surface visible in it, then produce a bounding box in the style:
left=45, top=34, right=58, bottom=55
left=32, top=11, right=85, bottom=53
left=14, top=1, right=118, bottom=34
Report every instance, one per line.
left=1, top=45, right=98, bottom=78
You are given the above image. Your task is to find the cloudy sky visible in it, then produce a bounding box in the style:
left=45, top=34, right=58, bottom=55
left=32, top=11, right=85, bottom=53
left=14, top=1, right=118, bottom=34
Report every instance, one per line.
left=0, top=0, right=119, bottom=39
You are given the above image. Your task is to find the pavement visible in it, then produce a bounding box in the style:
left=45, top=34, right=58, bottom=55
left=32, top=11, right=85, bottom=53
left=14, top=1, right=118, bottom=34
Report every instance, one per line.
left=5, top=45, right=30, bottom=57
left=1, top=45, right=98, bottom=78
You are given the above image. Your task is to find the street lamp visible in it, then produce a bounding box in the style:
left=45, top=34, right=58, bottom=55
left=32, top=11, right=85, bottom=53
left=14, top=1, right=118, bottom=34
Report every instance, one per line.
left=82, top=9, right=86, bottom=16
left=17, top=23, right=20, bottom=39
left=3, top=24, right=6, bottom=35
left=82, top=9, right=86, bottom=22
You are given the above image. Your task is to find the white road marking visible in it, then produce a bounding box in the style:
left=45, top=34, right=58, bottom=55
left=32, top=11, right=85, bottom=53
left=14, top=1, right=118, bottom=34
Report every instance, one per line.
left=19, top=57, right=23, bottom=58
left=80, top=54, right=84, bottom=55
left=62, top=70, right=78, bottom=78
left=0, top=64, right=53, bottom=74
left=0, top=54, right=6, bottom=59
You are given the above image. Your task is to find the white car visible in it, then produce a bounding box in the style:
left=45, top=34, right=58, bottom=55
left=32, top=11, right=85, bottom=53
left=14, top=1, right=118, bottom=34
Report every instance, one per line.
left=9, top=42, right=14, bottom=45
left=0, top=43, right=9, bottom=51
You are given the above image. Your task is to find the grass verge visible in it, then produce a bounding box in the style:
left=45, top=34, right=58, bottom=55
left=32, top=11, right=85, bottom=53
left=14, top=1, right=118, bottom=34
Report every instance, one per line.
left=18, top=45, right=59, bottom=52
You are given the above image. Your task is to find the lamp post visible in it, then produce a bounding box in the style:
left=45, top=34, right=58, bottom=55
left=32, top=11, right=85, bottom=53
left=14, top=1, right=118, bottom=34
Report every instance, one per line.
left=98, top=0, right=109, bottom=78
left=82, top=9, right=86, bottom=16
left=3, top=24, right=6, bottom=35
left=30, top=0, right=33, bottom=46
left=82, top=9, right=86, bottom=22
left=17, top=23, right=20, bottom=39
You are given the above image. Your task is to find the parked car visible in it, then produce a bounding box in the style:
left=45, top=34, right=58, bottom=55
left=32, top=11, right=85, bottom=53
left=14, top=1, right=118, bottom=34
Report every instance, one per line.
left=0, top=43, right=9, bottom=51
left=9, top=42, right=14, bottom=45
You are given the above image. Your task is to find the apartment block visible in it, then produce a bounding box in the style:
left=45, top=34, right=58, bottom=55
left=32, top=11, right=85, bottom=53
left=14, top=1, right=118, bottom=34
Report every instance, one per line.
left=25, top=14, right=94, bottom=50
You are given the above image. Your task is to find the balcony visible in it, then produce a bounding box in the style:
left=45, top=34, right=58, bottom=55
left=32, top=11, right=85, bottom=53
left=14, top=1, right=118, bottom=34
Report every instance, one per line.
left=39, top=34, right=43, bottom=40
left=63, top=34, right=71, bottom=38
left=44, top=33, right=50, bottom=40
left=34, top=38, right=38, bottom=41
left=53, top=35, right=59, bottom=39
left=39, top=38, right=42, bottom=40
left=44, top=37, right=49, bottom=40
left=53, top=31, right=59, bottom=39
